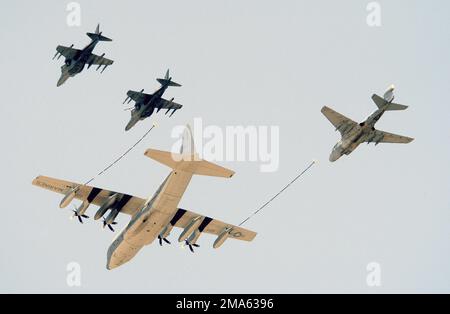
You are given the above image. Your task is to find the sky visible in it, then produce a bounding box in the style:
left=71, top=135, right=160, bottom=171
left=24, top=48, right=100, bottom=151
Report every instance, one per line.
left=0, top=0, right=449, bottom=293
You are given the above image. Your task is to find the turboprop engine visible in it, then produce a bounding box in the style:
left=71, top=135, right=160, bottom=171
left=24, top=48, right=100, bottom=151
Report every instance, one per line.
left=71, top=201, right=90, bottom=224
left=178, top=216, right=202, bottom=243
left=94, top=193, right=120, bottom=220
left=103, top=208, right=120, bottom=232
left=158, top=224, right=173, bottom=246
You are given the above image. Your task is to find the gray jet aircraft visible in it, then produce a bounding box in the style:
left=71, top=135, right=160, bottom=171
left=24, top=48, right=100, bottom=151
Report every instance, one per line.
left=322, top=85, right=414, bottom=162
left=123, top=69, right=183, bottom=131
left=53, top=24, right=114, bottom=86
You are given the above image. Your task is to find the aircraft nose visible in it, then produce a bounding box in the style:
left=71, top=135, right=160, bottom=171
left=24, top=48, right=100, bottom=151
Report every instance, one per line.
left=57, top=74, right=68, bottom=87
left=329, top=150, right=340, bottom=162
left=125, top=117, right=139, bottom=131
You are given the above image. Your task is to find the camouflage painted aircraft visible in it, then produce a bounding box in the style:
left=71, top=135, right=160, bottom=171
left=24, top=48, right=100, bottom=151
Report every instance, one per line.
left=322, top=85, right=414, bottom=162
left=53, top=24, right=114, bottom=86
left=123, top=69, right=183, bottom=131
left=32, top=126, right=256, bottom=270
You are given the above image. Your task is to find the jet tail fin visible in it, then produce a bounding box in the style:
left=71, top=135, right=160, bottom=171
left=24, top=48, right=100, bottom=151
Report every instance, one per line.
left=86, top=24, right=112, bottom=42
left=156, top=69, right=181, bottom=87
left=157, top=79, right=182, bottom=87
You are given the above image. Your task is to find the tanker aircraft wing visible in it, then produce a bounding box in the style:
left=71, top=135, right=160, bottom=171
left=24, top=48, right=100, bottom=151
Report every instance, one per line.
left=167, top=208, right=257, bottom=247
left=32, top=175, right=145, bottom=216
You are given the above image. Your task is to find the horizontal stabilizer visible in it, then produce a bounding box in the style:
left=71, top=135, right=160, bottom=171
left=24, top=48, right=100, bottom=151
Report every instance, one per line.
left=385, top=103, right=408, bottom=111
left=144, top=149, right=235, bottom=178
left=372, top=94, right=408, bottom=111
left=157, top=69, right=181, bottom=87
left=156, top=78, right=181, bottom=87
left=87, top=32, right=112, bottom=42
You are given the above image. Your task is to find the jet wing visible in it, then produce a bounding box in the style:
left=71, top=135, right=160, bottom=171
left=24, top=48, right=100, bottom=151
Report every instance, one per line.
left=155, top=98, right=183, bottom=110
left=32, top=176, right=145, bottom=216
left=172, top=208, right=257, bottom=242
left=368, top=130, right=414, bottom=144
left=86, top=53, right=114, bottom=66
left=321, top=106, right=358, bottom=136
left=56, top=45, right=81, bottom=59
left=126, top=90, right=153, bottom=103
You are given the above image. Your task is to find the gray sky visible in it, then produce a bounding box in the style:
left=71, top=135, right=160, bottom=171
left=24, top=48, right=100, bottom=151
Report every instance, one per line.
left=0, top=0, right=449, bottom=293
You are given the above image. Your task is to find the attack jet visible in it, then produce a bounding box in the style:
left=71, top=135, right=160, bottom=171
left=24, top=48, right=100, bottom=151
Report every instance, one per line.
left=53, top=24, right=114, bottom=86
left=123, top=69, right=183, bottom=131
left=322, top=85, right=414, bottom=162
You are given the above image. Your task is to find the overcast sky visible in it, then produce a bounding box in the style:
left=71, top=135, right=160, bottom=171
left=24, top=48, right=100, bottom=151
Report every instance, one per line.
left=0, top=0, right=449, bottom=293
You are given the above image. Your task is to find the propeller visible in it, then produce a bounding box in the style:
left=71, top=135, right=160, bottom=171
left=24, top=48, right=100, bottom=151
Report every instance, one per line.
left=71, top=206, right=89, bottom=224
left=185, top=240, right=200, bottom=253
left=102, top=218, right=117, bottom=232
left=158, top=235, right=171, bottom=246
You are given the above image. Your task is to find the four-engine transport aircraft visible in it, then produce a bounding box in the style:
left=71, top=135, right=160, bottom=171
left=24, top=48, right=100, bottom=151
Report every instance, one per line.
left=32, top=126, right=256, bottom=270
left=322, top=85, right=414, bottom=162
left=53, top=24, right=114, bottom=86
left=123, top=69, right=183, bottom=131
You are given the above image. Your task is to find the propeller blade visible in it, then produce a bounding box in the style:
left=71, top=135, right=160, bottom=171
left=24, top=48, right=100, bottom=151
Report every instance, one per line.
left=158, top=237, right=163, bottom=246
left=163, top=238, right=171, bottom=244
left=107, top=224, right=114, bottom=232
left=77, top=216, right=83, bottom=224
left=185, top=240, right=197, bottom=253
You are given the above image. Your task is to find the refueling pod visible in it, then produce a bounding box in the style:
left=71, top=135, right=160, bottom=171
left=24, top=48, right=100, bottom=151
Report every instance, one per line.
left=213, top=227, right=233, bottom=249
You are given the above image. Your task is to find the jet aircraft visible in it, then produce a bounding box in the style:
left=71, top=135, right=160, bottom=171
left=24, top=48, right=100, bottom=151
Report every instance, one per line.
left=322, top=85, right=414, bottom=162
left=32, top=126, right=256, bottom=270
left=123, top=69, right=183, bottom=131
left=53, top=24, right=114, bottom=86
